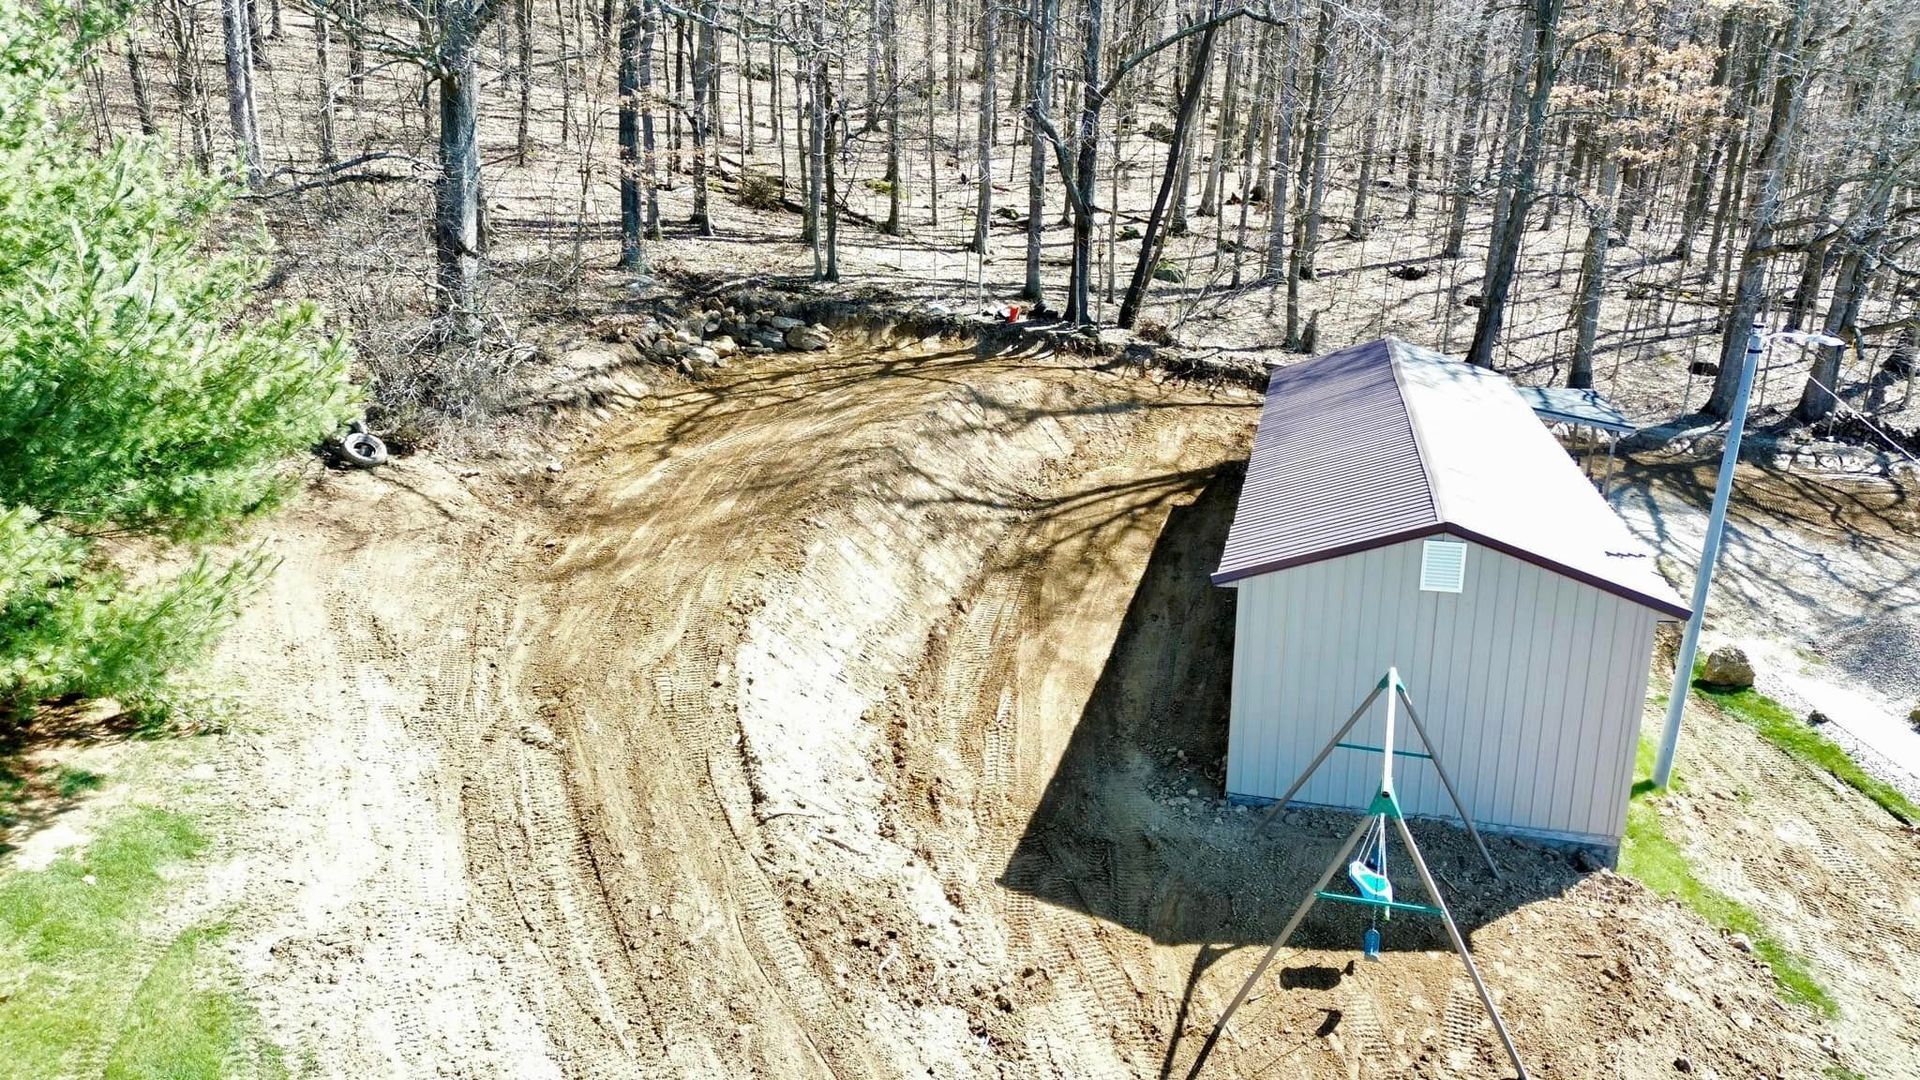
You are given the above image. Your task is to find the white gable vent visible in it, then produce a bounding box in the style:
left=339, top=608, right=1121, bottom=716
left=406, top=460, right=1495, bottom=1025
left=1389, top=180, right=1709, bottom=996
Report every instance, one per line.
left=1419, top=539, right=1468, bottom=593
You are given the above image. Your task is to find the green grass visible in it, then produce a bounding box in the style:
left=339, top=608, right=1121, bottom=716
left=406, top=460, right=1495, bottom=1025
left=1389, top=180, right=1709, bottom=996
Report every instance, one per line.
left=0, top=808, right=282, bottom=1079
left=1690, top=663, right=1919, bottom=824
left=1620, top=740, right=1837, bottom=1017
left=0, top=762, right=23, bottom=828
left=53, top=765, right=103, bottom=799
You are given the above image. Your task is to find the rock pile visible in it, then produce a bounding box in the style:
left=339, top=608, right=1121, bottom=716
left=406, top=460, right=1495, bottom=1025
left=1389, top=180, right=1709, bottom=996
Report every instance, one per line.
left=588, top=302, right=838, bottom=374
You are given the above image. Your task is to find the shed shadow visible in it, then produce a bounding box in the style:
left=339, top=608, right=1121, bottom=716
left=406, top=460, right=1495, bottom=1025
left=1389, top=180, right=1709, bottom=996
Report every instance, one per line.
left=995, top=467, right=1598, bottom=1071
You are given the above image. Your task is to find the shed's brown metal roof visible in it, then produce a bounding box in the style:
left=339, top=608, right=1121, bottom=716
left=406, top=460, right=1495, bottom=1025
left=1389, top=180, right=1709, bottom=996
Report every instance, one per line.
left=1213, top=338, right=1690, bottom=620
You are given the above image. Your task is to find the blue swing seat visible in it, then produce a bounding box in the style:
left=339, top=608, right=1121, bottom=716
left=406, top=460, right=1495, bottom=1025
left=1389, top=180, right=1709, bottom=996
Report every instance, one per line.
left=1347, top=859, right=1393, bottom=905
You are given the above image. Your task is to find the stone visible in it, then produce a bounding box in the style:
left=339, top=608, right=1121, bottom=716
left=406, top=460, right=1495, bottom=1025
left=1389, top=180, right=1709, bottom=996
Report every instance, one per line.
left=683, top=345, right=721, bottom=367
left=1699, top=645, right=1754, bottom=690
left=707, top=335, right=738, bottom=358
left=558, top=342, right=633, bottom=373
left=787, top=324, right=832, bottom=350
left=767, top=314, right=804, bottom=330
left=1729, top=933, right=1754, bottom=954
left=748, top=327, right=786, bottom=350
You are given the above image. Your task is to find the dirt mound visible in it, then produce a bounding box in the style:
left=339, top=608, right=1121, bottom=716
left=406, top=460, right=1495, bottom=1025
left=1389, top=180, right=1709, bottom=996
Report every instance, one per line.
left=197, top=340, right=1846, bottom=1077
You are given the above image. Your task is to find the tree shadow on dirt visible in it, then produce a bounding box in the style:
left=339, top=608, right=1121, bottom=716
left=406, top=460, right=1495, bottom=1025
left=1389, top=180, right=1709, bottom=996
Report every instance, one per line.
left=1611, top=453, right=1920, bottom=634
left=0, top=700, right=153, bottom=859
left=996, top=466, right=1600, bottom=1073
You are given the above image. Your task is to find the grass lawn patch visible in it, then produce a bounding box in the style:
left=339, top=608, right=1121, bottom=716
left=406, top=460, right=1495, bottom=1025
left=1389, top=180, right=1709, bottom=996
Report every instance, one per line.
left=1690, top=663, right=1919, bottom=824
left=0, top=808, right=282, bottom=1079
left=1620, top=741, right=1837, bottom=1018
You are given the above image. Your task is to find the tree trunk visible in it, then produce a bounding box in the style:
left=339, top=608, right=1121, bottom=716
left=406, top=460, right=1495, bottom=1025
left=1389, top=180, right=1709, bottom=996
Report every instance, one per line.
left=1795, top=48, right=1917, bottom=421
left=1263, top=5, right=1299, bottom=282
left=1021, top=0, right=1056, bottom=300
left=971, top=1, right=996, bottom=256
left=516, top=0, right=533, bottom=162
left=640, top=0, right=660, bottom=238
left=1117, top=16, right=1220, bottom=327
left=1785, top=180, right=1842, bottom=331
left=1291, top=0, right=1333, bottom=281
left=1672, top=12, right=1740, bottom=261
left=825, top=87, right=841, bottom=281
left=618, top=0, right=649, bottom=268
left=808, top=6, right=828, bottom=279
left=1706, top=0, right=1810, bottom=417
left=313, top=15, right=336, bottom=163
left=1198, top=25, right=1238, bottom=219
left=1063, top=0, right=1104, bottom=325
left=125, top=31, right=158, bottom=137
left=1478, top=26, right=1535, bottom=289
left=690, top=0, right=716, bottom=235
left=1347, top=53, right=1381, bottom=241
left=865, top=0, right=881, bottom=131
left=161, top=0, right=214, bottom=167
left=219, top=0, right=263, bottom=187
left=1401, top=16, right=1428, bottom=219
left=1442, top=0, right=1493, bottom=258
left=346, top=0, right=365, bottom=102
left=1569, top=142, right=1617, bottom=389
left=740, top=0, right=754, bottom=153
left=245, top=0, right=269, bottom=67
left=884, top=0, right=902, bottom=234
left=945, top=0, right=958, bottom=109
left=1465, top=0, right=1561, bottom=370
left=435, top=11, right=485, bottom=339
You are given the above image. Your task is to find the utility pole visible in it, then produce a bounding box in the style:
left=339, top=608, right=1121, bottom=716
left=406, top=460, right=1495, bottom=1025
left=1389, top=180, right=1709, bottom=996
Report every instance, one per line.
left=1654, top=318, right=1762, bottom=789
left=1653, top=321, right=1843, bottom=787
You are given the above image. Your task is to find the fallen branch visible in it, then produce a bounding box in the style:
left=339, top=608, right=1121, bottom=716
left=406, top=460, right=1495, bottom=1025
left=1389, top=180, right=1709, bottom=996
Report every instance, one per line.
left=247, top=152, right=433, bottom=199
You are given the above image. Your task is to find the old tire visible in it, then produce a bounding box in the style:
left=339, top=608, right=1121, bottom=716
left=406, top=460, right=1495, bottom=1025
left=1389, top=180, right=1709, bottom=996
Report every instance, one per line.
left=340, top=431, right=388, bottom=469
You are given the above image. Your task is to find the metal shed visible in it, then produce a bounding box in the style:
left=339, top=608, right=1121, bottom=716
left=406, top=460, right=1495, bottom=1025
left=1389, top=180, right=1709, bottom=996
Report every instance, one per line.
left=1214, top=338, right=1689, bottom=851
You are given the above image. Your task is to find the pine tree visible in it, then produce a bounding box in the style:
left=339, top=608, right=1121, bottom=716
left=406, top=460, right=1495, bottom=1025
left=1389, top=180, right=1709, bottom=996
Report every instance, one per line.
left=0, top=2, right=354, bottom=722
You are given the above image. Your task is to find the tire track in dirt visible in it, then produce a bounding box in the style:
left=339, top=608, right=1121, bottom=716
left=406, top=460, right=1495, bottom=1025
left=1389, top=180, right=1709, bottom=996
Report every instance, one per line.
left=522, top=345, right=1099, bottom=1077
left=191, top=339, right=1872, bottom=1080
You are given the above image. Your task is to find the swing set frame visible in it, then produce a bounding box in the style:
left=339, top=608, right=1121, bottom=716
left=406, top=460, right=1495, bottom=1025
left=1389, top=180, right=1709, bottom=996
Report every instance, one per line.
left=1183, top=667, right=1533, bottom=1080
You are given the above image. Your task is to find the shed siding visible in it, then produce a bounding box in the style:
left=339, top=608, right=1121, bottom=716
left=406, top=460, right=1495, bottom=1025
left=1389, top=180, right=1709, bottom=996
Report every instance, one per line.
left=1225, top=537, right=1661, bottom=845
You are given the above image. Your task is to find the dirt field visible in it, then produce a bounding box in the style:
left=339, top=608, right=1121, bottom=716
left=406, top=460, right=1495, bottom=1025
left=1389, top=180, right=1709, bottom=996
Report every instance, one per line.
left=0, top=11, right=1895, bottom=1076
left=102, top=335, right=1918, bottom=1078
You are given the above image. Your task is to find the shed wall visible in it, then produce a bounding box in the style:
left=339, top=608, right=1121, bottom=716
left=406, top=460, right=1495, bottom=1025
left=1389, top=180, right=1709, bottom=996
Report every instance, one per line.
left=1225, top=537, right=1663, bottom=846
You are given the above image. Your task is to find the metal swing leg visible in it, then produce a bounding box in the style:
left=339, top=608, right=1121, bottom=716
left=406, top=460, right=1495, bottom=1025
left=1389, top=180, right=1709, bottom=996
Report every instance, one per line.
left=1255, top=683, right=1385, bottom=834
left=1182, top=812, right=1376, bottom=1080
left=1395, top=688, right=1500, bottom=877
left=1392, top=814, right=1531, bottom=1080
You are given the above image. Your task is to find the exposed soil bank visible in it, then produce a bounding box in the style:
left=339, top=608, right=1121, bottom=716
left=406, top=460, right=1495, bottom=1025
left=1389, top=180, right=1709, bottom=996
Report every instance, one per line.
left=171, top=339, right=1880, bottom=1078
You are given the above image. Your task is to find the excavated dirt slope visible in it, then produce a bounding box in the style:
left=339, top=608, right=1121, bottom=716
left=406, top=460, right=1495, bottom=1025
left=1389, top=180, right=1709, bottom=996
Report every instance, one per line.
left=199, top=337, right=1849, bottom=1078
